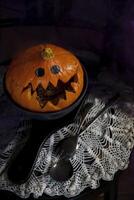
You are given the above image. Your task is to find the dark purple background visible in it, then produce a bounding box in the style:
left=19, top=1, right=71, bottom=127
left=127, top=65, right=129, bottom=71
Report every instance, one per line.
left=0, top=0, right=134, bottom=86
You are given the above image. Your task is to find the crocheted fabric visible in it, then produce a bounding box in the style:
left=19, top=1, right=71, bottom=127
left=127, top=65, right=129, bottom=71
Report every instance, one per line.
left=0, top=66, right=134, bottom=198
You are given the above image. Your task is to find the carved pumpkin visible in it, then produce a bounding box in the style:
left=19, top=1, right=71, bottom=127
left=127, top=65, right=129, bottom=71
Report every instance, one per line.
left=5, top=44, right=84, bottom=112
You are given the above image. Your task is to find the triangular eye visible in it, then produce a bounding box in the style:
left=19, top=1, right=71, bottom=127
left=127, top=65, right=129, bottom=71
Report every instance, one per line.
left=51, top=65, right=60, bottom=74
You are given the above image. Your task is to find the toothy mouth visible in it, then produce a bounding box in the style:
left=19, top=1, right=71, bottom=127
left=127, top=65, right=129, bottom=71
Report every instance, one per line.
left=22, top=74, right=78, bottom=108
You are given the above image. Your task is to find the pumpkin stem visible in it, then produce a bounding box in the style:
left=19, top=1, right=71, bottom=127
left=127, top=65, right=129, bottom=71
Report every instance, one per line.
left=41, top=48, right=54, bottom=60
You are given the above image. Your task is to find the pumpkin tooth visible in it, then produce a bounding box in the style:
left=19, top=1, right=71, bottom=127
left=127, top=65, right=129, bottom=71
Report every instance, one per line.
left=27, top=88, right=32, bottom=100
left=65, top=90, right=75, bottom=101
left=70, top=82, right=77, bottom=92
left=66, top=83, right=75, bottom=93
left=22, top=83, right=35, bottom=95
left=49, top=79, right=58, bottom=88
left=42, top=78, right=50, bottom=90
left=65, top=76, right=76, bottom=93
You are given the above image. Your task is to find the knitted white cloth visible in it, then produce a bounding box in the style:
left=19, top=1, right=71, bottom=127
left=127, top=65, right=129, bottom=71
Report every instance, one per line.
left=0, top=66, right=134, bottom=198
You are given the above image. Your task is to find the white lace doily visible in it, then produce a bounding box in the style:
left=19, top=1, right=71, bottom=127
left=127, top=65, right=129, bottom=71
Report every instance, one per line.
left=0, top=66, right=134, bottom=199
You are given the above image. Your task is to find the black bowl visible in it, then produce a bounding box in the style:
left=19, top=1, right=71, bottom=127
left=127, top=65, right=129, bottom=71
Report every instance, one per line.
left=5, top=65, right=88, bottom=120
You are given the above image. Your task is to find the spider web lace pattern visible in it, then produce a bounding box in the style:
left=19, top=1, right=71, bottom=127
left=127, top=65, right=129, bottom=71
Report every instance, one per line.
left=0, top=86, right=134, bottom=199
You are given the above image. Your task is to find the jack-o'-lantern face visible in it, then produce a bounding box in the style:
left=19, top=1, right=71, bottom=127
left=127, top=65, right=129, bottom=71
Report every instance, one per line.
left=5, top=44, right=84, bottom=112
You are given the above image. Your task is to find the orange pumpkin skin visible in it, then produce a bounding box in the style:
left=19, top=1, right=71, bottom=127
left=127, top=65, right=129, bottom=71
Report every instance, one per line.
left=5, top=44, right=84, bottom=112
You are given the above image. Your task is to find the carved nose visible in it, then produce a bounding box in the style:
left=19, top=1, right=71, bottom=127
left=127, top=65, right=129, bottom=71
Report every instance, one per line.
left=35, top=68, right=45, bottom=77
